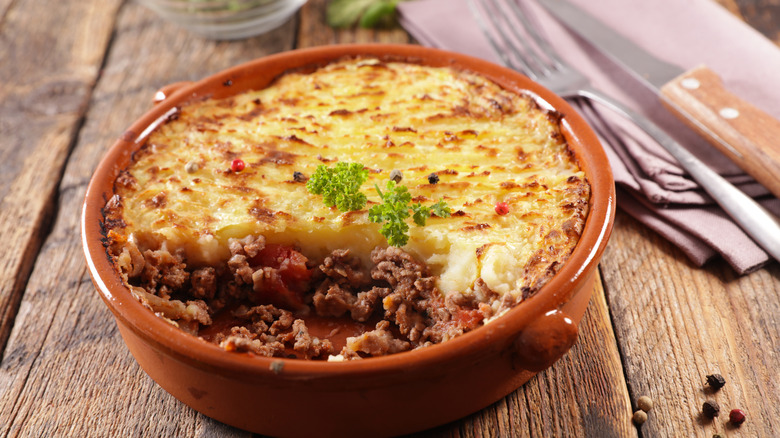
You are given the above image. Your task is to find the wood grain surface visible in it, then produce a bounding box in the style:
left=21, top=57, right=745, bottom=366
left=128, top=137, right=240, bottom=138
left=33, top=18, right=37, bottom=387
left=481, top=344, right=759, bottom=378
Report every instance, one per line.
left=0, top=0, right=122, bottom=360
left=0, top=0, right=778, bottom=437
left=714, top=0, right=780, bottom=45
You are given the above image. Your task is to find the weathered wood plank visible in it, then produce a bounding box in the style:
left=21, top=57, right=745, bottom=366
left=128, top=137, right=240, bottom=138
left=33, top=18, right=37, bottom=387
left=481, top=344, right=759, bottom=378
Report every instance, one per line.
left=714, top=0, right=780, bottom=45
left=0, top=1, right=294, bottom=436
left=0, top=0, right=123, bottom=360
left=600, top=211, right=780, bottom=437
left=736, top=0, right=780, bottom=45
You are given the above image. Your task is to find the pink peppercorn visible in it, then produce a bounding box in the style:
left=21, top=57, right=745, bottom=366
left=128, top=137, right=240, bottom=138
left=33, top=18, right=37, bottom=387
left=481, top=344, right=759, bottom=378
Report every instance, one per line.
left=495, top=202, right=509, bottom=215
left=729, top=408, right=746, bottom=425
left=231, top=159, right=245, bottom=172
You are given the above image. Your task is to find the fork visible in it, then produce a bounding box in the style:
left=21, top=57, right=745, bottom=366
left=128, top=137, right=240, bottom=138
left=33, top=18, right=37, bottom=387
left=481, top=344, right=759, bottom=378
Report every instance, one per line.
left=467, top=0, right=780, bottom=263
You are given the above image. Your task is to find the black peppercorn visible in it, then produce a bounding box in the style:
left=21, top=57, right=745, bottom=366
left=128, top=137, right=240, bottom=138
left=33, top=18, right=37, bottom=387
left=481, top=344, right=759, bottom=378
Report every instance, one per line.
left=293, top=171, right=308, bottom=183
left=705, top=373, right=726, bottom=390
left=427, top=173, right=440, bottom=184
left=390, top=169, right=403, bottom=183
left=702, top=400, right=720, bottom=419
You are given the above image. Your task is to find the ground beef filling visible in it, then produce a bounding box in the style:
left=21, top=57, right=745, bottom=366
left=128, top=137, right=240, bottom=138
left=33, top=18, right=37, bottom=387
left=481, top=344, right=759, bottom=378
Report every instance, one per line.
left=115, top=235, right=496, bottom=360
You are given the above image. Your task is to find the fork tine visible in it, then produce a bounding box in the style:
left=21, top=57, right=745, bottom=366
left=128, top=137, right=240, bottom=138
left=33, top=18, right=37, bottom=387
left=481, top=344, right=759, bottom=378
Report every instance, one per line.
left=488, top=0, right=555, bottom=76
left=504, top=0, right=567, bottom=71
left=466, top=0, right=540, bottom=79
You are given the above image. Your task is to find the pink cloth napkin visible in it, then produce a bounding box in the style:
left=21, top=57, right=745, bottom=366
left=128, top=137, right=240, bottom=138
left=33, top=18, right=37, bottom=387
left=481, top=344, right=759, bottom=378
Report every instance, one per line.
left=398, top=0, right=780, bottom=273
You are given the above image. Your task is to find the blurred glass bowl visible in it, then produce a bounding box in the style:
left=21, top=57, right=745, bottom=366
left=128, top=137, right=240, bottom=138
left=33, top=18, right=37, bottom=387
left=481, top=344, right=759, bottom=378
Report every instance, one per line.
left=137, top=0, right=307, bottom=40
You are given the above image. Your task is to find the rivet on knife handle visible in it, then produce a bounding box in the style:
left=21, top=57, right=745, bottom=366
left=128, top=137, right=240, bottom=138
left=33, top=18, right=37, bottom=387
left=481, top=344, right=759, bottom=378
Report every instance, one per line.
left=660, top=65, right=780, bottom=199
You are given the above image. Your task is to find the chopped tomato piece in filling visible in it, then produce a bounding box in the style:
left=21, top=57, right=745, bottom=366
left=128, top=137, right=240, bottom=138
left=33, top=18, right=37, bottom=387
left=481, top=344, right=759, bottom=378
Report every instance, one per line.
left=249, top=244, right=312, bottom=309
left=454, top=308, right=483, bottom=331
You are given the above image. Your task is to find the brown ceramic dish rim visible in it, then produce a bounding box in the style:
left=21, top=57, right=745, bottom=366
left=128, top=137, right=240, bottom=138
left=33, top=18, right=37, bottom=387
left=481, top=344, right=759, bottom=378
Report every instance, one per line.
left=82, top=43, right=615, bottom=382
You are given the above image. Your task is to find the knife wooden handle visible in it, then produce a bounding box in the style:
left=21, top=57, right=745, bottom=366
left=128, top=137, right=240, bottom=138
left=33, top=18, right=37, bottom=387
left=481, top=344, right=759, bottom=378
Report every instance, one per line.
left=659, top=65, right=780, bottom=199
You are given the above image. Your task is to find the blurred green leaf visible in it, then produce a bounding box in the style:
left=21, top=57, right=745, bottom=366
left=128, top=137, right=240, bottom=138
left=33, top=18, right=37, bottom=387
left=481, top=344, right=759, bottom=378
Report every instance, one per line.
left=359, top=1, right=397, bottom=28
left=327, top=0, right=376, bottom=28
left=327, top=0, right=404, bottom=29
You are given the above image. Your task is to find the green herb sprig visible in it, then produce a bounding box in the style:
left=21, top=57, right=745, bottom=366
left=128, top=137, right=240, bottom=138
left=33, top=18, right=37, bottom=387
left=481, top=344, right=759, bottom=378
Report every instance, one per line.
left=306, top=162, right=369, bottom=212
left=369, top=181, right=451, bottom=247
left=306, top=163, right=451, bottom=247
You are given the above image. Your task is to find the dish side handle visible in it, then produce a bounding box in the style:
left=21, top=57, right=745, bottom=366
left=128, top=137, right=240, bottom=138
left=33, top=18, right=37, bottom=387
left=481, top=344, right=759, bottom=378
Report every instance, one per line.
left=512, top=309, right=579, bottom=372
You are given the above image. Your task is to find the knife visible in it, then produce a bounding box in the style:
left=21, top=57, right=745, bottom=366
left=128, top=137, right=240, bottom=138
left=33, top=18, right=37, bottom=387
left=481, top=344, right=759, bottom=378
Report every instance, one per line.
left=537, top=0, right=780, bottom=200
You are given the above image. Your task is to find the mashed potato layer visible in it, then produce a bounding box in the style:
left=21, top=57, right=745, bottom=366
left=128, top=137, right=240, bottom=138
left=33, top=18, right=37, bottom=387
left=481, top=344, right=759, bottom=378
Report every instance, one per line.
left=105, top=57, right=589, bottom=302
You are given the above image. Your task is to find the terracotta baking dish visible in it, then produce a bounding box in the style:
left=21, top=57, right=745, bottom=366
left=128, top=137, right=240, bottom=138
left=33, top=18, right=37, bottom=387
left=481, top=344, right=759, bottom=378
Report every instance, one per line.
left=81, top=44, right=615, bottom=437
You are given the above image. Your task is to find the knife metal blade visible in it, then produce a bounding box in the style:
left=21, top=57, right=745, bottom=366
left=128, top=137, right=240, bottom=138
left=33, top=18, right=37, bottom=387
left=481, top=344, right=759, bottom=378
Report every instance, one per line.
left=538, top=0, right=780, bottom=200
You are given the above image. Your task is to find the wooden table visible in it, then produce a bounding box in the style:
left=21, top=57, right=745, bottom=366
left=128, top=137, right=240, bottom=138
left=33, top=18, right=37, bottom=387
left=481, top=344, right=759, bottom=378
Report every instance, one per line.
left=1, top=0, right=778, bottom=436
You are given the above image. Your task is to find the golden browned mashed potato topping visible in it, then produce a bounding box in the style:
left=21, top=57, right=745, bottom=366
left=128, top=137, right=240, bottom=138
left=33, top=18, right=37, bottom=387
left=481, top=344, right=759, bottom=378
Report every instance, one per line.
left=103, top=57, right=590, bottom=360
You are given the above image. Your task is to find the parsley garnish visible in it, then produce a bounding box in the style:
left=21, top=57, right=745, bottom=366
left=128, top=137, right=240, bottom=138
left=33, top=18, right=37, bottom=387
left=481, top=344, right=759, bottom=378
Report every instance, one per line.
left=369, top=181, right=451, bottom=247
left=306, top=162, right=369, bottom=212
left=414, top=199, right=452, bottom=225
left=306, top=163, right=451, bottom=247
